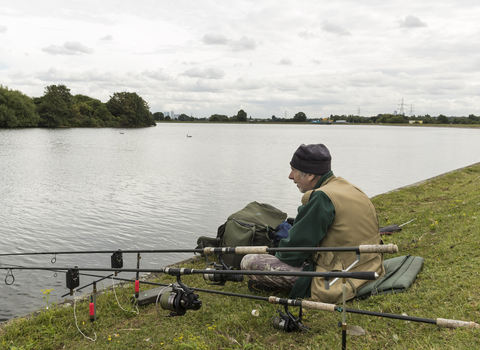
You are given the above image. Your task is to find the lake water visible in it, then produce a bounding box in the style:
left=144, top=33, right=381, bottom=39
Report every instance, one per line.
left=1, top=123, right=480, bottom=321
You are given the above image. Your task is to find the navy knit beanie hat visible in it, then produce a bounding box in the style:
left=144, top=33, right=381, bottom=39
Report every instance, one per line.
left=290, top=144, right=331, bottom=175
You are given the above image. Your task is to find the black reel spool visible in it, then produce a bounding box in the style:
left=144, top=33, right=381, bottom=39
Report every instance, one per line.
left=159, top=277, right=202, bottom=317
left=272, top=305, right=309, bottom=332
left=203, top=257, right=244, bottom=285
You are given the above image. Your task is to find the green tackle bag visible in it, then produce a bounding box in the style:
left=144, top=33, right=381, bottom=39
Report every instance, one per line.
left=197, top=202, right=287, bottom=269
left=356, top=255, right=424, bottom=299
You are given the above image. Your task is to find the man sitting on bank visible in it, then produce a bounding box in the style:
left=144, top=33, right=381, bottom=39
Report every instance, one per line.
left=241, top=143, right=385, bottom=303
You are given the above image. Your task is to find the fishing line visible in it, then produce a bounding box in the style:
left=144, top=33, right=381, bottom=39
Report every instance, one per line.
left=72, top=289, right=97, bottom=342
left=111, top=276, right=139, bottom=315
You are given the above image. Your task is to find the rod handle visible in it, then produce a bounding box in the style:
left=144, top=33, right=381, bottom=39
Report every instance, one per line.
left=267, top=296, right=336, bottom=312
left=436, top=318, right=480, bottom=329
left=234, top=246, right=268, bottom=254
left=358, top=244, right=398, bottom=254
left=348, top=271, right=379, bottom=280
left=301, top=300, right=336, bottom=312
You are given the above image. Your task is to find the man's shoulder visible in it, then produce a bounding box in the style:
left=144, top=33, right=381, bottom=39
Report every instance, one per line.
left=301, top=187, right=332, bottom=206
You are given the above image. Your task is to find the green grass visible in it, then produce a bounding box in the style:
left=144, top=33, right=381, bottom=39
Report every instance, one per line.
left=1, top=164, right=480, bottom=349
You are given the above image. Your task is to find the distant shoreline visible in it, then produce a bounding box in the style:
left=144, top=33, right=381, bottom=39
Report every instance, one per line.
left=154, top=121, right=480, bottom=129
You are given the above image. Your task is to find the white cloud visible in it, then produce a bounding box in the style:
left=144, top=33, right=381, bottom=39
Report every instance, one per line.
left=298, top=30, right=317, bottom=39
left=141, top=69, right=171, bottom=81
left=0, top=25, right=7, bottom=33
left=42, top=42, right=94, bottom=55
left=399, top=15, right=427, bottom=28
left=100, top=35, right=113, bottom=41
left=202, top=34, right=256, bottom=51
left=202, top=33, right=229, bottom=45
left=231, top=36, right=257, bottom=51
left=181, top=67, right=226, bottom=79
left=321, top=21, right=351, bottom=36
left=279, top=58, right=293, bottom=65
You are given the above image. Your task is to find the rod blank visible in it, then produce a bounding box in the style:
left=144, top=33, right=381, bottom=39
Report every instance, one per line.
left=204, top=244, right=398, bottom=255
left=0, top=244, right=398, bottom=257
left=0, top=266, right=378, bottom=280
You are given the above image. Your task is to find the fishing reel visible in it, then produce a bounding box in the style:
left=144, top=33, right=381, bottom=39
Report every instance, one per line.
left=158, top=277, right=202, bottom=317
left=203, top=257, right=244, bottom=285
left=272, top=305, right=309, bottom=333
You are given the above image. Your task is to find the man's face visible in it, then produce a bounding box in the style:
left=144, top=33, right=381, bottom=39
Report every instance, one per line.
left=288, top=167, right=317, bottom=193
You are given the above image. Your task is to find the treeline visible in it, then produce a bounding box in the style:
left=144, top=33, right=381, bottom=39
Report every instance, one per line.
left=330, top=114, right=480, bottom=124
left=153, top=110, right=309, bottom=123
left=153, top=109, right=253, bottom=122
left=154, top=110, right=480, bottom=124
left=5, top=84, right=476, bottom=127
left=0, top=85, right=156, bottom=128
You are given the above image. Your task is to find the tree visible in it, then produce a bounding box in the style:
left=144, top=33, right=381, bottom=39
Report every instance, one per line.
left=389, top=115, right=407, bottom=123
left=36, top=84, right=74, bottom=127
left=436, top=114, right=449, bottom=124
left=237, top=109, right=247, bottom=122
left=209, top=114, right=228, bottom=122
left=94, top=104, right=115, bottom=125
left=468, top=114, right=479, bottom=122
left=0, top=85, right=39, bottom=127
left=153, top=112, right=164, bottom=121
left=293, top=111, right=307, bottom=122
left=106, top=92, right=155, bottom=127
left=178, top=113, right=190, bottom=121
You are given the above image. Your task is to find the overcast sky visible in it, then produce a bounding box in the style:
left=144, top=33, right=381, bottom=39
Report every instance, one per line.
left=1, top=1, right=479, bottom=119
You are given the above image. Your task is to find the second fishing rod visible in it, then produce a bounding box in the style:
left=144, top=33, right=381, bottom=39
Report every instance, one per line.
left=0, top=244, right=398, bottom=259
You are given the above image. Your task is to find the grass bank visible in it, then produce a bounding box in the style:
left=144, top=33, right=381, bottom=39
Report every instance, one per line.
left=1, top=164, right=480, bottom=349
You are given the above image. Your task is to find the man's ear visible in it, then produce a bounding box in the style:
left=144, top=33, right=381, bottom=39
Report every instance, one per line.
left=309, top=174, right=321, bottom=183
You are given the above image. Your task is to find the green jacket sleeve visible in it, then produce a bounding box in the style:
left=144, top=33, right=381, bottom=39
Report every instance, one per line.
left=275, top=190, right=335, bottom=267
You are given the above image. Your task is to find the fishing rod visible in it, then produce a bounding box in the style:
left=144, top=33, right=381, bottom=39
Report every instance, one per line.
left=52, top=271, right=479, bottom=332
left=0, top=245, right=396, bottom=291
left=0, top=266, right=379, bottom=280
left=0, top=244, right=398, bottom=257
left=128, top=277, right=480, bottom=331
left=337, top=306, right=479, bottom=329
left=0, top=265, right=378, bottom=303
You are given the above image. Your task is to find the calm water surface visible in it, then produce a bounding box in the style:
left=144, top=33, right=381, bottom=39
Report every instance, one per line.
left=1, top=124, right=479, bottom=320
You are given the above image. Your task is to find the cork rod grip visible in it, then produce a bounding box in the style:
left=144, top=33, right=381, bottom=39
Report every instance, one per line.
left=267, top=297, right=336, bottom=312
left=300, top=300, right=336, bottom=312
left=436, top=318, right=480, bottom=329
left=358, top=244, right=398, bottom=254
left=234, top=246, right=269, bottom=254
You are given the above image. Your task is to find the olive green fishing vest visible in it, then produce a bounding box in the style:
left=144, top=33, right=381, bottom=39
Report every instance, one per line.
left=302, top=176, right=385, bottom=303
